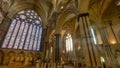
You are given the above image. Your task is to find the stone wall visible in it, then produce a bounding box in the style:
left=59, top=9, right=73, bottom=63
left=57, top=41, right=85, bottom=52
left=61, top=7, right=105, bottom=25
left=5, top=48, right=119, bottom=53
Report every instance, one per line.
left=0, top=49, right=43, bottom=65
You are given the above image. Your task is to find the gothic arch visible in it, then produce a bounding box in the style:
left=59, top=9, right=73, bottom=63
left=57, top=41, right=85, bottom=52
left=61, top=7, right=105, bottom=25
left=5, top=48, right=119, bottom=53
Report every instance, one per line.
left=7, top=1, right=46, bottom=26
left=55, top=9, right=76, bottom=34
left=62, top=17, right=76, bottom=32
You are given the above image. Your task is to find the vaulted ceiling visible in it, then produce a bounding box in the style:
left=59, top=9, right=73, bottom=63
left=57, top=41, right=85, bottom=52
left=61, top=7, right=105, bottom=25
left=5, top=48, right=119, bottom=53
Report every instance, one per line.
left=0, top=0, right=120, bottom=39
left=89, top=0, right=120, bottom=25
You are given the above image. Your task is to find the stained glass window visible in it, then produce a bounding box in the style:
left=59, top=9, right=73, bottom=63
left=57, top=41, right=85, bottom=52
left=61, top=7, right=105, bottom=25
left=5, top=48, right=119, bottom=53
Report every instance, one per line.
left=33, top=26, right=39, bottom=50
left=37, top=27, right=42, bottom=50
left=29, top=25, right=36, bottom=50
left=1, top=10, right=42, bottom=51
left=19, top=23, right=29, bottom=49
left=2, top=19, right=16, bottom=48
left=66, top=33, right=73, bottom=52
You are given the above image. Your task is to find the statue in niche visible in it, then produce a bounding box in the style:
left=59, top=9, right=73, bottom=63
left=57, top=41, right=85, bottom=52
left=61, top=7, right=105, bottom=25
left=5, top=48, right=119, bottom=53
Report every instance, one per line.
left=23, top=55, right=30, bottom=65
left=15, top=54, right=20, bottom=62
left=3, top=55, right=10, bottom=65
left=8, top=51, right=15, bottom=64
left=9, top=55, right=15, bottom=63
left=20, top=54, right=25, bottom=64
left=34, top=54, right=39, bottom=64
left=28, top=52, right=34, bottom=65
left=15, top=53, right=25, bottom=65
left=29, top=56, right=33, bottom=65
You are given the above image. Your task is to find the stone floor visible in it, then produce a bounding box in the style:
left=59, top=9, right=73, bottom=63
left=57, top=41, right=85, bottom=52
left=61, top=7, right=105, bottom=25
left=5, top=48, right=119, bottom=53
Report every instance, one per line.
left=0, top=65, right=35, bottom=68
left=0, top=65, right=74, bottom=68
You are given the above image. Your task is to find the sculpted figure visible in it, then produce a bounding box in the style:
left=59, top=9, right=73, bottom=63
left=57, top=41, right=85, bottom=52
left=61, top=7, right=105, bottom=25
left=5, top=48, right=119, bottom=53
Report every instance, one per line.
left=24, top=55, right=29, bottom=65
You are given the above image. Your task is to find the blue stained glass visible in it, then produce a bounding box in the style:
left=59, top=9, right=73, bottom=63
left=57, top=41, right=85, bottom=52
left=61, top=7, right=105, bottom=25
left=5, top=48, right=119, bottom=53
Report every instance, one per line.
left=37, top=27, right=42, bottom=51
left=33, top=26, right=39, bottom=50
left=31, top=10, right=34, bottom=13
left=35, top=20, right=40, bottom=24
left=2, top=10, right=42, bottom=51
left=19, top=23, right=29, bottom=49
left=13, top=22, right=25, bottom=49
left=2, top=19, right=16, bottom=48
left=30, top=16, right=33, bottom=18
left=20, top=15, right=26, bottom=19
left=24, top=24, right=33, bottom=50
left=26, top=13, right=30, bottom=16
left=29, top=25, right=36, bottom=50
left=31, top=13, right=34, bottom=15
left=8, top=21, right=21, bottom=48
left=27, top=10, right=30, bottom=13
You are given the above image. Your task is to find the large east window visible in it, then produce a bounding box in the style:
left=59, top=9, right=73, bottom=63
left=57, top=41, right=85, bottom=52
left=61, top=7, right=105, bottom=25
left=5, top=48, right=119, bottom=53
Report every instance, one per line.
left=1, top=10, right=42, bottom=51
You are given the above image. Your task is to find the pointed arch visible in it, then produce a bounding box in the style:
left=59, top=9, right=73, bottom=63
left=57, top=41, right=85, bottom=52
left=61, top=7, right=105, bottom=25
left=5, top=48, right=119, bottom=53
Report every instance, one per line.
left=55, top=9, right=76, bottom=34
left=8, top=1, right=47, bottom=27
left=1, top=9, right=42, bottom=51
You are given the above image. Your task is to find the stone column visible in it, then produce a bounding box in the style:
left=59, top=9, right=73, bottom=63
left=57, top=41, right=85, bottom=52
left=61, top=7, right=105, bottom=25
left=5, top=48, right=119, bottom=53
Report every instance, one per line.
left=78, top=13, right=101, bottom=67
left=44, top=42, right=48, bottom=61
left=54, top=34, right=61, bottom=63
left=41, top=27, right=48, bottom=51
left=99, top=23, right=119, bottom=67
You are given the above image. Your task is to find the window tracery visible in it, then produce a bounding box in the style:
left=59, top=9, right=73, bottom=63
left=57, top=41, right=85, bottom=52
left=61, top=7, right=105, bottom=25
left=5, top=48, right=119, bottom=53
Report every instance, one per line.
left=1, top=9, right=42, bottom=51
left=66, top=33, right=73, bottom=52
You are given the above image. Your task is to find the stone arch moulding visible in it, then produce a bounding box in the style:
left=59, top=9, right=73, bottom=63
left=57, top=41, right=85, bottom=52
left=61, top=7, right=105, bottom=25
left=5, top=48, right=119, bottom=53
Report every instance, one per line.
left=55, top=9, right=76, bottom=34
left=45, top=29, right=55, bottom=43
left=7, top=2, right=46, bottom=26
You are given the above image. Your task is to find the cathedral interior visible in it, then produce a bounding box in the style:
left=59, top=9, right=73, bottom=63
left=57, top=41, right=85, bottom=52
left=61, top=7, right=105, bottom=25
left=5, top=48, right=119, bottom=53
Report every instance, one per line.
left=0, top=0, right=120, bottom=68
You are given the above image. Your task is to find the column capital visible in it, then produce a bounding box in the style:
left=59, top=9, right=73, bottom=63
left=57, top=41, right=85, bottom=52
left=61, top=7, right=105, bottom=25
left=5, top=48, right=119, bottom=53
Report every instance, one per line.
left=78, top=13, right=89, bottom=17
left=54, top=31, right=61, bottom=35
left=44, top=41, right=49, bottom=46
left=54, top=33, right=61, bottom=36
left=77, top=13, right=89, bottom=22
left=54, top=33, right=61, bottom=62
left=42, top=26, right=48, bottom=30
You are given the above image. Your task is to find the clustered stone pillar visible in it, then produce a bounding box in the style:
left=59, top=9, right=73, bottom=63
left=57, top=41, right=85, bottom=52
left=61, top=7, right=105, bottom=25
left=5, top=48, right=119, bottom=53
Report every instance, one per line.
left=78, top=13, right=100, bottom=67
left=54, top=34, right=61, bottom=63
left=41, top=27, right=48, bottom=51
left=99, top=25, right=119, bottom=67
left=44, top=42, right=48, bottom=61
